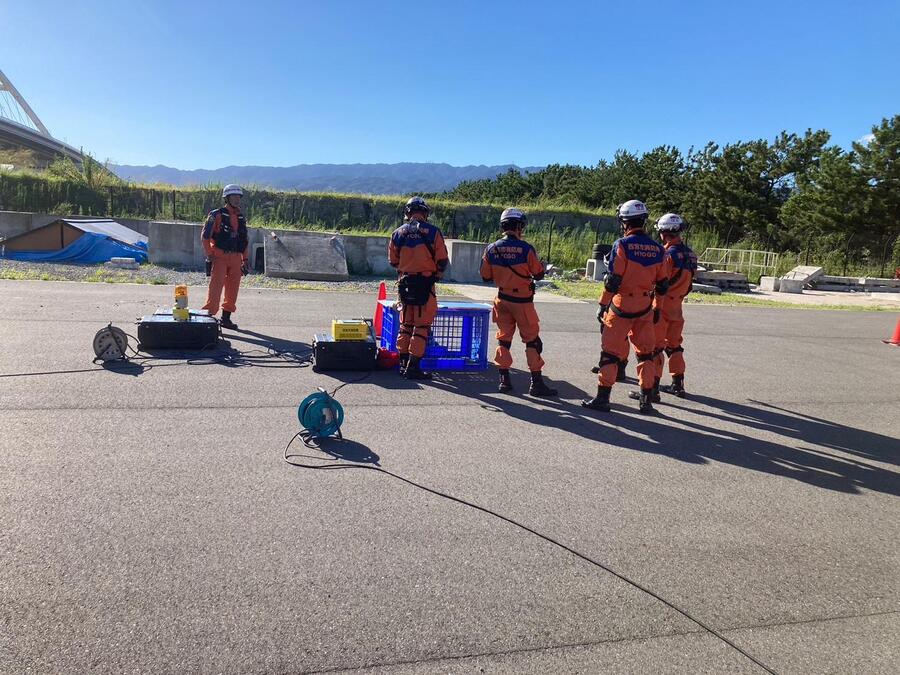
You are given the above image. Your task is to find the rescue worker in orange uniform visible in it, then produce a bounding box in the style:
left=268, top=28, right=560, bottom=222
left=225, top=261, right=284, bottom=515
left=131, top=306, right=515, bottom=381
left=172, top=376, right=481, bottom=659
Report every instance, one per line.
left=388, top=197, right=449, bottom=380
left=201, top=184, right=249, bottom=330
left=653, top=213, right=697, bottom=398
left=582, top=199, right=669, bottom=413
left=480, top=208, right=557, bottom=397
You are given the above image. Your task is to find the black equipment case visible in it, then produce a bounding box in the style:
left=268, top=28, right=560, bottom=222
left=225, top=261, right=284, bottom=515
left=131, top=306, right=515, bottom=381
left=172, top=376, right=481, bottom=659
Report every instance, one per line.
left=313, top=333, right=376, bottom=371
left=137, top=309, right=220, bottom=350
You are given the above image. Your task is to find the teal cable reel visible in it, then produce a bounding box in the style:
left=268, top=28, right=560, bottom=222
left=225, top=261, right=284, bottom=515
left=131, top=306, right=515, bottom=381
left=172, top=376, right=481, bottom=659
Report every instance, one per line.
left=298, top=388, right=344, bottom=445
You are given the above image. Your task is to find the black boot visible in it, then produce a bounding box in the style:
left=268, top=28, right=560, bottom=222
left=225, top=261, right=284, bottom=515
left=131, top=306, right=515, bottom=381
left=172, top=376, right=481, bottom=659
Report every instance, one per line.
left=498, top=368, right=513, bottom=393
left=403, top=355, right=432, bottom=380
left=582, top=386, right=612, bottom=412
left=528, top=371, right=557, bottom=397
left=220, top=311, right=238, bottom=330
left=638, top=388, right=656, bottom=414
left=670, top=374, right=686, bottom=398
left=629, top=377, right=661, bottom=403
left=617, top=360, right=628, bottom=382
left=398, top=353, right=409, bottom=375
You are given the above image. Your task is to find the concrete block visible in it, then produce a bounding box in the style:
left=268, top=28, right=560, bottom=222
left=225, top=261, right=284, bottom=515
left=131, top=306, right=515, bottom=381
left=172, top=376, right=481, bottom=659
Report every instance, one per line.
left=149, top=221, right=205, bottom=269
left=782, top=266, right=824, bottom=283
left=695, top=270, right=751, bottom=292
left=107, top=257, right=139, bottom=269
left=758, top=276, right=780, bottom=292
left=586, top=257, right=607, bottom=281
left=446, top=239, right=486, bottom=283
left=691, top=283, right=722, bottom=295
left=264, top=230, right=349, bottom=281
left=779, top=278, right=804, bottom=294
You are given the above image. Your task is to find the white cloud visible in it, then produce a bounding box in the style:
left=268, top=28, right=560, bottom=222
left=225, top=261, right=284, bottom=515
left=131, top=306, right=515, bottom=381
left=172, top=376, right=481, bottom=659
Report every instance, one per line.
left=857, top=133, right=875, bottom=145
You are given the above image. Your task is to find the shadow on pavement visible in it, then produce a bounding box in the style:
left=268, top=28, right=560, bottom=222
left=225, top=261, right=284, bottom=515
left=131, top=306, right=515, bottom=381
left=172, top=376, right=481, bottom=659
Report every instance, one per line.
left=285, top=437, right=381, bottom=467
left=430, top=371, right=900, bottom=497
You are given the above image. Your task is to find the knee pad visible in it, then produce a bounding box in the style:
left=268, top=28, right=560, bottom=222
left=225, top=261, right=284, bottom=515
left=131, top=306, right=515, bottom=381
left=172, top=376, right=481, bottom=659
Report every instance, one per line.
left=525, top=337, right=543, bottom=354
left=498, top=339, right=512, bottom=349
left=594, top=350, right=623, bottom=370
left=665, top=346, right=684, bottom=357
left=399, top=323, right=414, bottom=336
left=636, top=352, right=654, bottom=363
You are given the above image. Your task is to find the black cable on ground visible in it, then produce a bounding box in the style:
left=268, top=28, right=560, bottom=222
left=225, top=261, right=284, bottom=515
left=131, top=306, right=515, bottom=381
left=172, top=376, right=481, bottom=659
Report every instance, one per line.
left=283, top=435, right=779, bottom=675
left=1, top=343, right=315, bottom=379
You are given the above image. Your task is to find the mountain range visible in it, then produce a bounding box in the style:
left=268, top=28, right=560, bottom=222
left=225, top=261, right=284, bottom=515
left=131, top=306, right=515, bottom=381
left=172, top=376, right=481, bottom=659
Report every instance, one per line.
left=109, top=162, right=542, bottom=195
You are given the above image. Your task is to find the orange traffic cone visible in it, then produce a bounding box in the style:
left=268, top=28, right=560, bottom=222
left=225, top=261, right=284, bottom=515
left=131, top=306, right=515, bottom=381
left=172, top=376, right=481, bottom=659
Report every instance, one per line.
left=884, top=316, right=900, bottom=346
left=374, top=281, right=387, bottom=338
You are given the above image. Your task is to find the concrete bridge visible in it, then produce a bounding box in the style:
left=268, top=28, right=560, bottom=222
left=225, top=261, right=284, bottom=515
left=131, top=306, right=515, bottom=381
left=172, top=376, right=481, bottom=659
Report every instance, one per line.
left=0, top=68, right=82, bottom=168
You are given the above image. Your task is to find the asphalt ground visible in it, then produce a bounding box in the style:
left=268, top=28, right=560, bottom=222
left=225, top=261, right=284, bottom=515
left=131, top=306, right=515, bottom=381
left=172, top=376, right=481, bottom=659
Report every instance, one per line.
left=1, top=280, right=898, bottom=674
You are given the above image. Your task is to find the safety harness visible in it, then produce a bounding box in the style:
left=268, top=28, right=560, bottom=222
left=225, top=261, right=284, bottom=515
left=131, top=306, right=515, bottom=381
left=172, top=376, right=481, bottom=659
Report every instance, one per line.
left=488, top=239, right=538, bottom=303
left=609, top=303, right=652, bottom=319
left=398, top=223, right=440, bottom=339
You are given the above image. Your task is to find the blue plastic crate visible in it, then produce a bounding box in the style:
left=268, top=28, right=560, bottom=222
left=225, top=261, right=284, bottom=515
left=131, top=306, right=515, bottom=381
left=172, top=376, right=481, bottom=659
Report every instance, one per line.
left=378, top=300, right=491, bottom=371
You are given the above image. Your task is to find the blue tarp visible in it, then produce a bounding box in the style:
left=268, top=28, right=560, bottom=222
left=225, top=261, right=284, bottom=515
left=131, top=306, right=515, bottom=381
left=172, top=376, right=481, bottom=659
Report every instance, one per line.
left=1, top=232, right=149, bottom=264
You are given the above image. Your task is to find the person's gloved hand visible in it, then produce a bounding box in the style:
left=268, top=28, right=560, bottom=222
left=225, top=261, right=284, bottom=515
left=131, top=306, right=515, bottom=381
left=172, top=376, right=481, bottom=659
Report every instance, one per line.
left=205, top=258, right=212, bottom=277
left=241, top=261, right=249, bottom=276
left=597, top=304, right=609, bottom=324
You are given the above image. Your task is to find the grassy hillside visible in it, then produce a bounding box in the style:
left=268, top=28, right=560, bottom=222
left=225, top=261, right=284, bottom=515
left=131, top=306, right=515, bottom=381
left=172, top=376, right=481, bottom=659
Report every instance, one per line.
left=2, top=166, right=895, bottom=276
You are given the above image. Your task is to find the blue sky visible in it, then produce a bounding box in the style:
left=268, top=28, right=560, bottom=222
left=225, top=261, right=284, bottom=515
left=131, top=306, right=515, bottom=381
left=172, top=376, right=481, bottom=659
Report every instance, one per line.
left=2, top=0, right=898, bottom=169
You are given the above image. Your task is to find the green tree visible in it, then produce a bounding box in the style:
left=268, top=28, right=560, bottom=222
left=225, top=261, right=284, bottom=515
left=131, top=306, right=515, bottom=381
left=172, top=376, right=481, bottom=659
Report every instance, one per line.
left=780, top=146, right=871, bottom=261
left=853, top=115, right=900, bottom=271
left=683, top=130, right=830, bottom=246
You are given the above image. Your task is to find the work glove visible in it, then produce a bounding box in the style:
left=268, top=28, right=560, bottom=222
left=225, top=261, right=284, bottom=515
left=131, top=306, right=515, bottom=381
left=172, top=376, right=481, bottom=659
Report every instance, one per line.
left=205, top=258, right=212, bottom=277
left=596, top=304, right=608, bottom=324
left=241, top=261, right=249, bottom=276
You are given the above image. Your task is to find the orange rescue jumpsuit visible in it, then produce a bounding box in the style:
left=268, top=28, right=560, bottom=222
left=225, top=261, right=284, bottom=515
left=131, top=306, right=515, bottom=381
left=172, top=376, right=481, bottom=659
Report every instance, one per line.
left=480, top=233, right=546, bottom=372
left=596, top=229, right=668, bottom=390
left=388, top=221, right=449, bottom=358
left=201, top=205, right=248, bottom=315
left=654, top=238, right=697, bottom=378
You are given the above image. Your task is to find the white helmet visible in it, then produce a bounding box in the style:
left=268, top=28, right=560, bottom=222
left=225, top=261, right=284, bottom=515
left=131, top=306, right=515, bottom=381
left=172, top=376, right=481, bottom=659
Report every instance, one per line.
left=617, top=199, right=649, bottom=220
left=656, top=213, right=686, bottom=233
left=500, top=207, right=527, bottom=229
left=222, top=184, right=244, bottom=199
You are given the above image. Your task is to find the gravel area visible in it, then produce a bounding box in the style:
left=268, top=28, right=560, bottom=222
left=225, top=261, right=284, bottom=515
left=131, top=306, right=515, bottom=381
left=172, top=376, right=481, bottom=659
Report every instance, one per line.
left=0, top=259, right=394, bottom=293
left=0, top=259, right=464, bottom=295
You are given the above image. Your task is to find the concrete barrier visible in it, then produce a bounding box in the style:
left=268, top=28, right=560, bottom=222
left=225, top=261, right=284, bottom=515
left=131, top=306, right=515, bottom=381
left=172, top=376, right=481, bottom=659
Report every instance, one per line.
left=149, top=220, right=205, bottom=268
left=779, top=278, right=804, bottom=294
left=0, top=210, right=32, bottom=241
left=343, top=234, right=393, bottom=276
left=585, top=257, right=607, bottom=281
left=446, top=239, right=486, bottom=283
left=758, top=276, right=780, bottom=292
left=264, top=229, right=349, bottom=281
